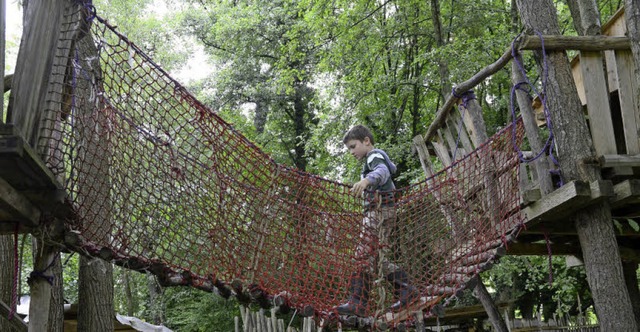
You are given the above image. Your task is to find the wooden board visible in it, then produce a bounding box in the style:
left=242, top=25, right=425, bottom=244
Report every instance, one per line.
left=614, top=50, right=640, bottom=154
left=580, top=51, right=618, bottom=155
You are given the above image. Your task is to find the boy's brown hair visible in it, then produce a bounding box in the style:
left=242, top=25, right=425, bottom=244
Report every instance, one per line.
left=343, top=125, right=375, bottom=145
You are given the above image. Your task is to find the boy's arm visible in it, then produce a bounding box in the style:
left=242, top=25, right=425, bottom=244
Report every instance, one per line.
left=364, top=154, right=391, bottom=188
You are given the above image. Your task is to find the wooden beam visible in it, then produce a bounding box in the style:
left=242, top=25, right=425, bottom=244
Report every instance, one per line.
left=600, top=154, right=640, bottom=168
left=518, top=35, right=630, bottom=51
left=507, top=243, right=581, bottom=256
left=422, top=301, right=513, bottom=325
left=0, top=130, right=70, bottom=220
left=611, top=179, right=640, bottom=209
left=0, top=176, right=41, bottom=229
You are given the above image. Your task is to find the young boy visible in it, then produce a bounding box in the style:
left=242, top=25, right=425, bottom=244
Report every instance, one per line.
left=336, top=125, right=417, bottom=317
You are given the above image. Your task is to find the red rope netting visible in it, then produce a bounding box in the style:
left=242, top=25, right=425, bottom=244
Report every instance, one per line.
left=35, top=3, right=526, bottom=322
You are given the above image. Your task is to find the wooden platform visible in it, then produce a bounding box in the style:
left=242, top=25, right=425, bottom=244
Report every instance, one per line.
left=514, top=178, right=640, bottom=258
left=0, top=124, right=68, bottom=234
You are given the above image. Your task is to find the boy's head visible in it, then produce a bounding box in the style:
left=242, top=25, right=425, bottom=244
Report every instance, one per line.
left=342, top=125, right=375, bottom=145
left=343, top=125, right=375, bottom=161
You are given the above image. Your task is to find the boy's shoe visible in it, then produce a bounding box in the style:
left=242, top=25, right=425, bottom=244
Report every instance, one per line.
left=335, top=271, right=371, bottom=317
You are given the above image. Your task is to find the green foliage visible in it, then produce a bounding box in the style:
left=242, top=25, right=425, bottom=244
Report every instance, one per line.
left=163, top=287, right=240, bottom=331
left=484, top=255, right=592, bottom=320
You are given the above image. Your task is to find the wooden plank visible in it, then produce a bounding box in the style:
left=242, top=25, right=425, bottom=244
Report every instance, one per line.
left=8, top=0, right=67, bottom=145
left=571, top=57, right=586, bottom=105
left=447, top=115, right=472, bottom=155
left=0, top=299, right=28, bottom=331
left=432, top=137, right=452, bottom=167
left=614, top=50, right=640, bottom=154
left=460, top=99, right=488, bottom=146
left=439, top=126, right=462, bottom=162
left=413, top=134, right=435, bottom=177
left=580, top=51, right=618, bottom=155
left=413, top=135, right=460, bottom=235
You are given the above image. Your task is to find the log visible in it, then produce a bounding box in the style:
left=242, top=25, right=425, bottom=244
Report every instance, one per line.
left=424, top=284, right=457, bottom=296
left=422, top=47, right=514, bottom=142
left=518, top=35, right=630, bottom=51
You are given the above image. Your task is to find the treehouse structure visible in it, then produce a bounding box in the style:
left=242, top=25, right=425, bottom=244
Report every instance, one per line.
left=1, top=2, right=639, bottom=331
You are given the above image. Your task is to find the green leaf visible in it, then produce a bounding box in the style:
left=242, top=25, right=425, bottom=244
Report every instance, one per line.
left=627, top=218, right=640, bottom=232
left=613, top=219, right=623, bottom=233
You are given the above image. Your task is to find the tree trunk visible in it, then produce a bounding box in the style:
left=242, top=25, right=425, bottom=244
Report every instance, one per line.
left=622, top=261, right=640, bottom=327
left=47, top=252, right=64, bottom=332
left=78, top=256, right=114, bottom=331
left=430, top=0, right=451, bottom=100
left=0, top=235, right=18, bottom=332
left=147, top=274, right=164, bottom=325
left=73, top=4, right=115, bottom=331
left=123, top=270, right=135, bottom=316
left=516, top=1, right=638, bottom=330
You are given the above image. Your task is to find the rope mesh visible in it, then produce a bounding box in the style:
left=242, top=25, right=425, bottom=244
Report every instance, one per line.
left=35, top=4, right=526, bottom=321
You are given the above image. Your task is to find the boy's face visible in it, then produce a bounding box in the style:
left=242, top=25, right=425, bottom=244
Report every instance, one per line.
left=345, top=137, right=371, bottom=161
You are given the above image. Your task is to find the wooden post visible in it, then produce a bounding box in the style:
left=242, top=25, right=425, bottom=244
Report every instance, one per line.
left=7, top=0, right=67, bottom=145
left=28, top=238, right=57, bottom=332
left=473, top=275, right=508, bottom=332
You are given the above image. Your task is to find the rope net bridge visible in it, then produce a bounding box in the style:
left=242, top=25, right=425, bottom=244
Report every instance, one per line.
left=34, top=3, right=526, bottom=326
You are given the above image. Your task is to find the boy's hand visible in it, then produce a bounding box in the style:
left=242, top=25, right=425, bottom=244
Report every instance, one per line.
left=351, top=178, right=371, bottom=196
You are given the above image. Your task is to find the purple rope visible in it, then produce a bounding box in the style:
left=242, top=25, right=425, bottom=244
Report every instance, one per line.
left=509, top=31, right=563, bottom=186
left=28, top=255, right=58, bottom=286
left=74, top=0, right=96, bottom=21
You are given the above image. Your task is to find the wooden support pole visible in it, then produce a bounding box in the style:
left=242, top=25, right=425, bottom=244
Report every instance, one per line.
left=28, top=239, right=57, bottom=332
left=473, top=275, right=509, bottom=332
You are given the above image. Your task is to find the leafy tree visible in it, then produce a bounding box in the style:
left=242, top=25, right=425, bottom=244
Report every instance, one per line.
left=179, top=0, right=320, bottom=171
left=485, top=256, right=592, bottom=320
